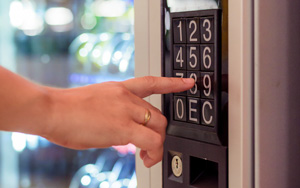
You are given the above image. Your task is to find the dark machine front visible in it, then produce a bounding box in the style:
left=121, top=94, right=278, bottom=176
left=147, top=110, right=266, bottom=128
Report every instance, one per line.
left=162, top=0, right=228, bottom=187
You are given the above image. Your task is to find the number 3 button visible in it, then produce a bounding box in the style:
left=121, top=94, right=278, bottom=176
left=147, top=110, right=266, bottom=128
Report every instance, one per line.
left=200, top=17, right=214, bottom=43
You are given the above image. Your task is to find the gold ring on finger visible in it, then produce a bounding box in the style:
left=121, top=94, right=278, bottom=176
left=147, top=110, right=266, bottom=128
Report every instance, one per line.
left=143, top=109, right=151, bottom=126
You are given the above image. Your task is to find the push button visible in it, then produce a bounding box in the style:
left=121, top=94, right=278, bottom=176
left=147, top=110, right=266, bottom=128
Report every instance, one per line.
left=173, top=70, right=187, bottom=95
left=200, top=72, right=214, bottom=99
left=188, top=97, right=200, bottom=124
left=186, top=18, right=200, bottom=43
left=187, top=71, right=200, bottom=97
left=187, top=45, right=200, bottom=70
left=200, top=44, right=214, bottom=71
left=201, top=99, right=215, bottom=126
left=174, top=96, right=187, bottom=121
left=173, top=19, right=186, bottom=44
left=171, top=155, right=183, bottom=177
left=174, top=45, right=187, bottom=70
left=200, top=17, right=214, bottom=43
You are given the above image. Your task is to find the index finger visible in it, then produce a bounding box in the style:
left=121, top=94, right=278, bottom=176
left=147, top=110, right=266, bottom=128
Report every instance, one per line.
left=122, top=76, right=195, bottom=98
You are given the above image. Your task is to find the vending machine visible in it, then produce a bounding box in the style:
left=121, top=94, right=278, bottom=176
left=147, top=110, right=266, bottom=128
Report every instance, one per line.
left=162, top=0, right=227, bottom=187
left=135, top=0, right=300, bottom=188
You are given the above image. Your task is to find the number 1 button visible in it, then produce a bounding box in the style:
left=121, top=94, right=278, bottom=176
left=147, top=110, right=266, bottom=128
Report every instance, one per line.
left=173, top=19, right=186, bottom=44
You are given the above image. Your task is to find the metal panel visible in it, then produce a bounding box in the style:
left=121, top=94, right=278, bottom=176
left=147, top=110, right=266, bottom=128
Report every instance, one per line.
left=135, top=0, right=163, bottom=188
left=134, top=0, right=151, bottom=187
left=254, top=0, right=300, bottom=187
left=228, top=0, right=254, bottom=187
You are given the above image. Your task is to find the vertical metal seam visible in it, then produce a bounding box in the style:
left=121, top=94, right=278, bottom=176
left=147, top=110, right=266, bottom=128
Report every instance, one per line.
left=251, top=0, right=255, bottom=187
left=148, top=0, right=152, bottom=187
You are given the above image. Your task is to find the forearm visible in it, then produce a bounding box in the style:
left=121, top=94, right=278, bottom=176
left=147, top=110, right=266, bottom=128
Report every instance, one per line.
left=0, top=66, right=52, bottom=137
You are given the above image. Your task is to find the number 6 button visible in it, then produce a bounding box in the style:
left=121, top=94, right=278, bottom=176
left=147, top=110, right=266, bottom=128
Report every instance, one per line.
left=200, top=17, right=214, bottom=43
left=200, top=44, right=214, bottom=71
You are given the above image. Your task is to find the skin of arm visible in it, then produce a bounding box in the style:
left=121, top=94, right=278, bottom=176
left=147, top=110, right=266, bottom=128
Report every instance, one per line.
left=0, top=66, right=194, bottom=167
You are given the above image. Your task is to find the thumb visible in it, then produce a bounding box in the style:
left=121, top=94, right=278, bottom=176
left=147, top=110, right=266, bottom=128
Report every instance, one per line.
left=122, top=76, right=194, bottom=98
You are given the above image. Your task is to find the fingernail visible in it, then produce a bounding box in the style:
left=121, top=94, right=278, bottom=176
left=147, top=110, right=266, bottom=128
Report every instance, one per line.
left=183, top=78, right=195, bottom=84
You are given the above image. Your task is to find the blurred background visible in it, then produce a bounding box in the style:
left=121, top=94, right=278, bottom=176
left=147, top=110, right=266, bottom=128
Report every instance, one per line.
left=0, top=0, right=136, bottom=187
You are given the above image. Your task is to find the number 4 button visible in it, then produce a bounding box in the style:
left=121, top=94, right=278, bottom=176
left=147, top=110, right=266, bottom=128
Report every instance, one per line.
left=200, top=17, right=214, bottom=43
left=174, top=45, right=186, bottom=70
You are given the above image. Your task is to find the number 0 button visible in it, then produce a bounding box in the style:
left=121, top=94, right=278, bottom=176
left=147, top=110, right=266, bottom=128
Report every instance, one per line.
left=174, top=96, right=186, bottom=121
left=200, top=17, right=214, bottom=43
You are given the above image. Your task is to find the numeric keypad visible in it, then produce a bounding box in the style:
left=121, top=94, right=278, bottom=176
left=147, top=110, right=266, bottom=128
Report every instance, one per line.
left=172, top=13, right=218, bottom=128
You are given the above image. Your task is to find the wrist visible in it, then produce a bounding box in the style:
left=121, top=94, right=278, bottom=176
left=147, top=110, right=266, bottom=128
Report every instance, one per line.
left=39, top=86, right=59, bottom=139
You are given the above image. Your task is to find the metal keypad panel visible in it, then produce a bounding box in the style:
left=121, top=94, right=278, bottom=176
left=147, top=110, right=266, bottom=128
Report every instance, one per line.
left=164, top=9, right=223, bottom=145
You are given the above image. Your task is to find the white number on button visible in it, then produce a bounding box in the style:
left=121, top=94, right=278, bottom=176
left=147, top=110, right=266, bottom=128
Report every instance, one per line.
left=189, top=20, right=198, bottom=42
left=203, top=19, right=212, bottom=42
left=189, top=47, right=197, bottom=68
left=177, top=21, right=183, bottom=42
left=176, top=47, right=184, bottom=68
left=203, top=74, right=211, bottom=97
left=189, top=73, right=197, bottom=94
left=175, top=72, right=184, bottom=78
left=176, top=98, right=184, bottom=119
left=203, top=47, right=212, bottom=69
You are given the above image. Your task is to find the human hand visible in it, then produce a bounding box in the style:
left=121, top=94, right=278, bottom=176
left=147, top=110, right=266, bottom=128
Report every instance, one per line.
left=45, top=76, right=194, bottom=167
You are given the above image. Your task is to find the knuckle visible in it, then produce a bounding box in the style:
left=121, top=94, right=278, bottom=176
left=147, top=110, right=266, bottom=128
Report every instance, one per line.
left=161, top=115, right=168, bottom=128
left=152, top=135, right=164, bottom=149
left=116, top=85, right=130, bottom=96
left=143, top=76, right=157, bottom=89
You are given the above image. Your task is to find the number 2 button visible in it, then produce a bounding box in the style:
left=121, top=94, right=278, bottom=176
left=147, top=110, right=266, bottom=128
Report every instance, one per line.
left=200, top=17, right=214, bottom=43
left=187, top=18, right=200, bottom=43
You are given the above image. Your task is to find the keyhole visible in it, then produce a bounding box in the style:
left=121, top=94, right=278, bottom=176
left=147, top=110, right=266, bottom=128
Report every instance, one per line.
left=176, top=159, right=179, bottom=169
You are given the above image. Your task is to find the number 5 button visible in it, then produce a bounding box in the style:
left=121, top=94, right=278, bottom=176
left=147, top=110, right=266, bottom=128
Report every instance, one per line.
left=200, top=17, right=214, bottom=43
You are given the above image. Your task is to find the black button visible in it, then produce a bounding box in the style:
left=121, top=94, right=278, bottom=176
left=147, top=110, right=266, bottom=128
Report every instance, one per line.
left=174, top=96, right=187, bottom=122
left=187, top=71, right=200, bottom=97
left=201, top=99, right=215, bottom=126
left=187, top=97, right=200, bottom=124
left=173, top=70, right=187, bottom=95
left=174, top=45, right=187, bottom=70
left=200, top=72, right=214, bottom=99
left=187, top=45, right=200, bottom=70
left=186, top=18, right=200, bottom=43
left=200, top=44, right=214, bottom=71
left=200, top=17, right=214, bottom=44
left=173, top=19, right=186, bottom=44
